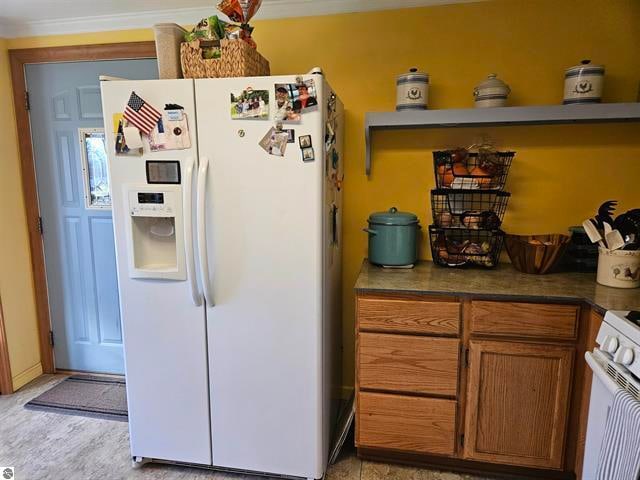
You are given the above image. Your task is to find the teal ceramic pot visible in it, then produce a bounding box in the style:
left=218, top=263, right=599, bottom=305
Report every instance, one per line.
left=364, top=207, right=420, bottom=266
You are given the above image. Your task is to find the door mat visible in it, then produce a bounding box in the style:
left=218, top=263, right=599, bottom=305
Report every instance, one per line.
left=25, top=375, right=128, bottom=422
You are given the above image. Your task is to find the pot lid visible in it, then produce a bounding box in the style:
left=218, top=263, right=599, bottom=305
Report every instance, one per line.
left=565, top=59, right=604, bottom=75
left=397, top=67, right=429, bottom=82
left=368, top=207, right=419, bottom=225
left=474, top=73, right=510, bottom=93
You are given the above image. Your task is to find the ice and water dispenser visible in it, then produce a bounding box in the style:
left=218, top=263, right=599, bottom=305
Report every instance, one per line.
left=124, top=184, right=186, bottom=280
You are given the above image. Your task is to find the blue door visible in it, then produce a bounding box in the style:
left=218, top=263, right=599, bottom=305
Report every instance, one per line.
left=26, top=59, right=158, bottom=373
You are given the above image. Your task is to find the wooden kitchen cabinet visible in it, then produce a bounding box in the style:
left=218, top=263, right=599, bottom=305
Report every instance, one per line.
left=357, top=391, right=457, bottom=456
left=355, top=292, right=587, bottom=477
left=463, top=339, right=575, bottom=470
left=357, top=294, right=460, bottom=335
left=470, top=301, right=579, bottom=340
left=359, top=332, right=459, bottom=396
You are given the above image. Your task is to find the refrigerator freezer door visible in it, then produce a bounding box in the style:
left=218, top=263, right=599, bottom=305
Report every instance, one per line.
left=195, top=76, right=325, bottom=479
left=100, top=79, right=212, bottom=465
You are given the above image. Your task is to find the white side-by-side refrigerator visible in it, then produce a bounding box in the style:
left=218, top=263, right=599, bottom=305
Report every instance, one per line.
left=100, top=74, right=343, bottom=479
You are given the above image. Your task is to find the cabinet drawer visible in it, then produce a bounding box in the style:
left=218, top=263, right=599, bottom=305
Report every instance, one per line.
left=358, top=333, right=459, bottom=396
left=357, top=391, right=456, bottom=456
left=471, top=301, right=579, bottom=340
left=357, top=294, right=460, bottom=335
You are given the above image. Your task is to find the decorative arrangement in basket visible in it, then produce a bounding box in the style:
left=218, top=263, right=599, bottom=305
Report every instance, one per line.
left=181, top=0, right=270, bottom=79
left=429, top=143, right=514, bottom=269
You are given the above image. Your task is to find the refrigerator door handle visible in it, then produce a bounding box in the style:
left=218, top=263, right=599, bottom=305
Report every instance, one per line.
left=197, top=156, right=215, bottom=307
left=184, top=156, right=202, bottom=306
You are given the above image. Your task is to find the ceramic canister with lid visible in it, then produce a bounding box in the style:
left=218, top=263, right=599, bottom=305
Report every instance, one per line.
left=473, top=73, right=511, bottom=108
left=563, top=60, right=605, bottom=104
left=396, top=68, right=429, bottom=111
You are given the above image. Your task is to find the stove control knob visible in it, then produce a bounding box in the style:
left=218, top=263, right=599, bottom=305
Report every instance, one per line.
left=614, top=347, right=635, bottom=366
left=601, top=335, right=619, bottom=354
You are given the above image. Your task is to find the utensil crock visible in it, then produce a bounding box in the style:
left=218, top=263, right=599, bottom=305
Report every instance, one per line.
left=597, top=247, right=640, bottom=288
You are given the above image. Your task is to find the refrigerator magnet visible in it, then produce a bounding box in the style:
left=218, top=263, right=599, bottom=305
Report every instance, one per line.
left=164, top=104, right=184, bottom=121
left=123, top=126, right=143, bottom=149
left=332, top=149, right=340, bottom=170
left=325, top=121, right=335, bottom=150
left=149, top=113, right=192, bottom=152
left=124, top=91, right=162, bottom=136
left=293, top=80, right=318, bottom=113
left=274, top=80, right=319, bottom=120
left=274, top=85, right=301, bottom=123
left=114, top=115, right=141, bottom=156
left=285, top=129, right=295, bottom=143
left=299, top=135, right=312, bottom=149
left=259, top=127, right=289, bottom=156
left=231, top=88, right=269, bottom=119
left=301, top=147, right=315, bottom=162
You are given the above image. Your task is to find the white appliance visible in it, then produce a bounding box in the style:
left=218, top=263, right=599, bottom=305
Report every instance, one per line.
left=583, top=310, right=640, bottom=479
left=100, top=74, right=344, bottom=479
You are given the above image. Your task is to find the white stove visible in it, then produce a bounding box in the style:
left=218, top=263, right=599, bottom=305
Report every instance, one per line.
left=583, top=310, right=640, bottom=479
left=594, top=310, right=640, bottom=389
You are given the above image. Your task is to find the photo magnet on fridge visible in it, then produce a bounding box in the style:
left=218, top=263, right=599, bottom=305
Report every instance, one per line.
left=274, top=79, right=318, bottom=121
left=285, top=129, right=295, bottom=143
left=299, top=135, right=312, bottom=149
left=325, top=121, right=335, bottom=150
left=230, top=88, right=269, bottom=119
left=274, top=85, right=301, bottom=122
left=301, top=147, right=315, bottom=162
left=259, top=127, right=289, bottom=156
left=293, top=79, right=318, bottom=113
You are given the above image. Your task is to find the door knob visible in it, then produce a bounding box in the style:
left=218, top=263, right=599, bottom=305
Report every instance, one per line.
left=601, top=335, right=619, bottom=354
left=614, top=347, right=635, bottom=366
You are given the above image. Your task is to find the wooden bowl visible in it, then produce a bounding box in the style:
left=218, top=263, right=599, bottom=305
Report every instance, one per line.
left=505, top=234, right=570, bottom=274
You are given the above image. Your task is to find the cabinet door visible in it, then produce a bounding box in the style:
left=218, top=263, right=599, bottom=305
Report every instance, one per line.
left=464, top=340, right=574, bottom=470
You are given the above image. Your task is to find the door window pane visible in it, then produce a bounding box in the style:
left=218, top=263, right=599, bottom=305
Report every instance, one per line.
left=80, top=129, right=111, bottom=209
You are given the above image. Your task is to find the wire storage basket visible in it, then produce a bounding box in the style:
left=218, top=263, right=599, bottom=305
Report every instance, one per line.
left=429, top=226, right=505, bottom=268
left=431, top=189, right=510, bottom=229
left=433, top=150, right=514, bottom=190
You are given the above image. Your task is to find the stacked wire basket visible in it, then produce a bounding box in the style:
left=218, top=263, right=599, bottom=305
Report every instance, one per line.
left=429, top=150, right=514, bottom=268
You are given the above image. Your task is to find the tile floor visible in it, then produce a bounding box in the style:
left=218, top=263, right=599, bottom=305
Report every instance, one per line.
left=0, top=375, right=497, bottom=480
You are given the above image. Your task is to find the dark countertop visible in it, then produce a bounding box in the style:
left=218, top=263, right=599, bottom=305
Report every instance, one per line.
left=355, top=260, right=640, bottom=314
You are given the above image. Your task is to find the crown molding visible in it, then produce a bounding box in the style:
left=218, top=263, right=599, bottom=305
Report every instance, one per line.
left=1, top=0, right=482, bottom=38
left=0, top=20, right=15, bottom=38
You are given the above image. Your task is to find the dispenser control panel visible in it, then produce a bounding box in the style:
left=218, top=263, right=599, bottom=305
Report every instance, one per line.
left=129, top=189, right=176, bottom=217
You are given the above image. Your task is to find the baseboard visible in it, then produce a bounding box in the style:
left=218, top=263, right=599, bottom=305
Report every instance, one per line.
left=55, top=369, right=124, bottom=379
left=12, top=362, right=43, bottom=390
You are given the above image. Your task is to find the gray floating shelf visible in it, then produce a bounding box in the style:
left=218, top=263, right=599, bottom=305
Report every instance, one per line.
left=364, top=102, right=640, bottom=175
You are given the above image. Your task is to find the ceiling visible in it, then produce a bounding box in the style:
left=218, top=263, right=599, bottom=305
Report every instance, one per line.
left=0, top=0, right=481, bottom=38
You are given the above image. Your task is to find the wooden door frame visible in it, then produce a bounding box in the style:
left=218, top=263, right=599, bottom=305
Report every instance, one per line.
left=0, top=297, right=14, bottom=393
left=7, top=41, right=157, bottom=376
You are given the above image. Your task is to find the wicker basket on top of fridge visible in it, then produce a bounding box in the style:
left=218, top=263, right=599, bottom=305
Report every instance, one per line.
left=180, top=0, right=271, bottom=79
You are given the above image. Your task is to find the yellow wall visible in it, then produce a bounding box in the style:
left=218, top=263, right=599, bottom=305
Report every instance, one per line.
left=0, top=39, right=43, bottom=390
left=5, top=0, right=640, bottom=388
